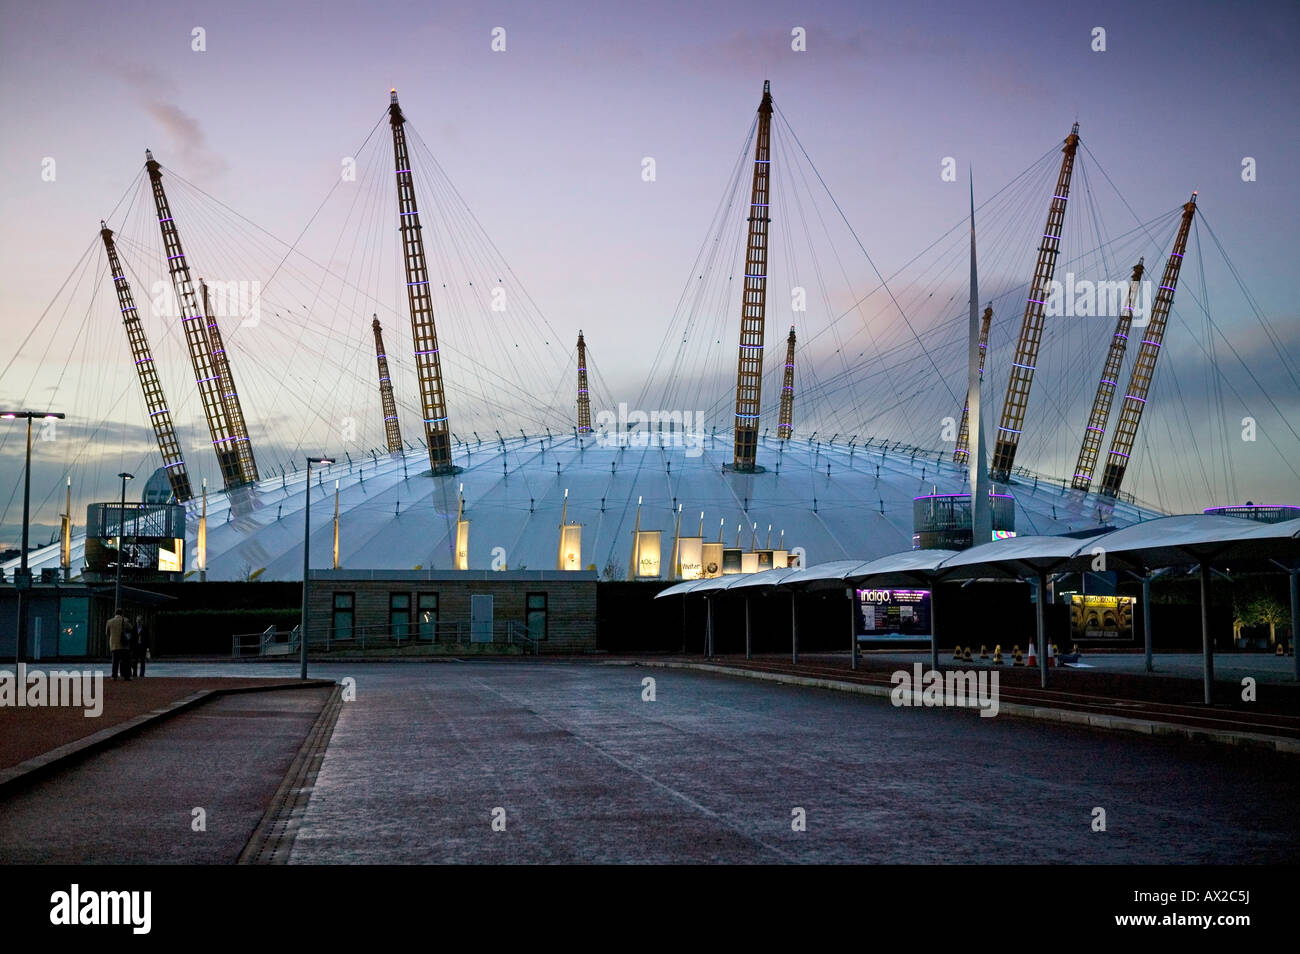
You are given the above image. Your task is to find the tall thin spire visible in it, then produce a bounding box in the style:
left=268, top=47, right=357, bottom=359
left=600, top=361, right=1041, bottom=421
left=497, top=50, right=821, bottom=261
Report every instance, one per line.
left=731, top=80, right=774, bottom=472
left=372, top=315, right=403, bottom=455
left=968, top=173, right=992, bottom=545
left=576, top=330, right=592, bottom=434
left=389, top=89, right=455, bottom=475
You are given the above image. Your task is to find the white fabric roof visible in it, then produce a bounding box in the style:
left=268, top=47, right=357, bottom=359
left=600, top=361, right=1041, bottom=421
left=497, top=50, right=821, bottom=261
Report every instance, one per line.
left=4, top=433, right=1165, bottom=582
left=658, top=514, right=1300, bottom=598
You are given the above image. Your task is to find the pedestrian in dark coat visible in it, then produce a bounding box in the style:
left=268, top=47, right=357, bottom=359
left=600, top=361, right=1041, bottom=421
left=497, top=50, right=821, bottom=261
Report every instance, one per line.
left=133, top=616, right=151, bottom=677
left=106, top=611, right=131, bottom=681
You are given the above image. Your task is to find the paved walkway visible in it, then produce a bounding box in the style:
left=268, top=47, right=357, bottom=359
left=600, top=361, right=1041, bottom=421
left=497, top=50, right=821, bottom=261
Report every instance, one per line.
left=288, top=662, right=1299, bottom=864
left=0, top=686, right=331, bottom=863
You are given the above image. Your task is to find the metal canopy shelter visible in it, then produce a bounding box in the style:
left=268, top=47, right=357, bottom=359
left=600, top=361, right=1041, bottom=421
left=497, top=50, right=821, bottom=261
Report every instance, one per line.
left=656, top=515, right=1300, bottom=702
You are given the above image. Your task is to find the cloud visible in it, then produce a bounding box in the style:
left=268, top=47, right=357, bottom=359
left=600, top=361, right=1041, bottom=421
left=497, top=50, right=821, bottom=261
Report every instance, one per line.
left=100, top=61, right=228, bottom=179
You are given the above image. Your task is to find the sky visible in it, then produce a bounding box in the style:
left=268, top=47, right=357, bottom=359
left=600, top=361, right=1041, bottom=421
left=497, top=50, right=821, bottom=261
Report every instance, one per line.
left=1, top=0, right=1298, bottom=544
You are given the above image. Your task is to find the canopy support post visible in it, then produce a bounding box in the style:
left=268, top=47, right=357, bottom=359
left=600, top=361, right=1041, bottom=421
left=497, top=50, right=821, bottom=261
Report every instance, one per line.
left=930, top=583, right=939, bottom=672
left=791, top=593, right=798, bottom=664
left=1142, top=571, right=1153, bottom=673
left=1200, top=560, right=1214, bottom=705
left=745, top=596, right=752, bottom=661
left=1291, top=568, right=1299, bottom=682
left=1037, top=570, right=1049, bottom=689
left=848, top=588, right=858, bottom=671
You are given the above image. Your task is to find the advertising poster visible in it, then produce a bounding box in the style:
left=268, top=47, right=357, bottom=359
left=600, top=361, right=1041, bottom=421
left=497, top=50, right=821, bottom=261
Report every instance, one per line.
left=854, top=587, right=932, bottom=639
left=1070, top=594, right=1134, bottom=640
left=677, top=537, right=703, bottom=579
left=701, top=542, right=723, bottom=578
left=560, top=524, right=582, bottom=571
left=721, top=548, right=743, bottom=575
left=634, top=530, right=661, bottom=578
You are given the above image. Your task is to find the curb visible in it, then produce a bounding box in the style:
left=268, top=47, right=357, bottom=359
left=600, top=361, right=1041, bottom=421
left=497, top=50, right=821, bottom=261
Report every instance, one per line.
left=239, top=683, right=345, bottom=865
left=0, top=680, right=336, bottom=797
left=625, top=660, right=1300, bottom=757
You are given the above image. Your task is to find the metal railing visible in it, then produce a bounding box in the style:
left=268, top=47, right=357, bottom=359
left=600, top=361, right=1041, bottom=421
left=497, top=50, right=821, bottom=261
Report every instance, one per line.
left=231, top=624, right=298, bottom=657
left=261, top=619, right=544, bottom=654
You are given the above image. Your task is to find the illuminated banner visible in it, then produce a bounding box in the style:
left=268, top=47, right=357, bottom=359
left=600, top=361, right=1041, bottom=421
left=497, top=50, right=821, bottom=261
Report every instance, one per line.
left=721, top=548, right=742, bottom=575
left=157, top=538, right=184, bottom=572
left=1070, top=594, right=1134, bottom=640
left=455, top=519, right=469, bottom=570
left=771, top=549, right=788, bottom=569
left=701, top=542, right=723, bottom=578
left=740, top=552, right=759, bottom=573
left=634, top=530, right=661, bottom=578
left=677, top=537, right=703, bottom=580
left=854, top=587, right=931, bottom=639
left=560, top=524, right=582, bottom=571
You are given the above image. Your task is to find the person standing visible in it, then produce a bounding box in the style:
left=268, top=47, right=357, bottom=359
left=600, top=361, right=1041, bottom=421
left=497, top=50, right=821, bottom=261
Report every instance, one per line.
left=133, top=616, right=151, bottom=677
left=106, top=610, right=130, bottom=681
left=123, top=617, right=137, bottom=678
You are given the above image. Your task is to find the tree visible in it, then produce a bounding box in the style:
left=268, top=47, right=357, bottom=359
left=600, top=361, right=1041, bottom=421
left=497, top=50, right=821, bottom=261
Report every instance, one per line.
left=1251, top=597, right=1289, bottom=646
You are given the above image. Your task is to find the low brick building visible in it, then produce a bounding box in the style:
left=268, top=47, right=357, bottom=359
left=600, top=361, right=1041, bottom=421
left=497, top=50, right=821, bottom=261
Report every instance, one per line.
left=306, top=569, right=598, bottom=653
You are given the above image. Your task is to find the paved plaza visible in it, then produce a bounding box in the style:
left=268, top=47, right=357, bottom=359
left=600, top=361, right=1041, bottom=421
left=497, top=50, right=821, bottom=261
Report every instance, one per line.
left=0, top=660, right=1295, bottom=864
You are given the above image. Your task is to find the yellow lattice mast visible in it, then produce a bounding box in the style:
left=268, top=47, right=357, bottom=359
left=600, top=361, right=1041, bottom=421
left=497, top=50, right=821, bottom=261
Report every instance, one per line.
left=145, top=149, right=250, bottom=489
left=576, top=330, right=592, bottom=434
left=731, top=80, right=774, bottom=471
left=990, top=124, right=1080, bottom=482
left=100, top=221, right=193, bottom=501
left=389, top=89, right=455, bottom=475
left=777, top=325, right=795, bottom=440
left=372, top=315, right=403, bottom=454
left=1099, top=195, right=1198, bottom=497
left=953, top=305, right=992, bottom=464
left=1071, top=258, right=1144, bottom=490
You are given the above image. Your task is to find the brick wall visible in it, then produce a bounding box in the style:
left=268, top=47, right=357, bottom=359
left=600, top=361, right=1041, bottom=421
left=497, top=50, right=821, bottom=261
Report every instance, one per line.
left=308, top=570, right=598, bottom=653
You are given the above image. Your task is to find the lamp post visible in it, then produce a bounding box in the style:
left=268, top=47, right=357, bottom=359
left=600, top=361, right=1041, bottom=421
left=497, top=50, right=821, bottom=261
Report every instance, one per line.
left=2, top=410, right=64, bottom=664
left=301, top=457, right=335, bottom=679
left=114, top=472, right=134, bottom=615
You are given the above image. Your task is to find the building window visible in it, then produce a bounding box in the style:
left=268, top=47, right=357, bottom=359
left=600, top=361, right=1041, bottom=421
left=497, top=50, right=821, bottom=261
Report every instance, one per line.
left=390, top=592, right=411, bottom=640
left=525, top=592, right=548, bottom=641
left=332, top=592, right=354, bottom=641
left=417, top=593, right=438, bottom=641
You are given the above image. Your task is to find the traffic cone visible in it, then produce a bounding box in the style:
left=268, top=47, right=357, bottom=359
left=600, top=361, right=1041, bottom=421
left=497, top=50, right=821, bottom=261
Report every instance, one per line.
left=992, top=644, right=1003, bottom=665
left=979, top=644, right=989, bottom=660
left=1026, top=641, right=1038, bottom=668
left=1012, top=645, right=1022, bottom=666
left=1048, top=643, right=1056, bottom=668
left=1072, top=643, right=1080, bottom=656
left=962, top=646, right=973, bottom=662
left=1276, top=642, right=1285, bottom=656
left=952, top=645, right=962, bottom=662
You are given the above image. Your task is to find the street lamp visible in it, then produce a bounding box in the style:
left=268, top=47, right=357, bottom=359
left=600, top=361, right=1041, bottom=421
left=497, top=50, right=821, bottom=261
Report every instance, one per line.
left=114, top=472, right=134, bottom=615
left=301, top=456, right=335, bottom=679
left=1, top=410, right=65, bottom=664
